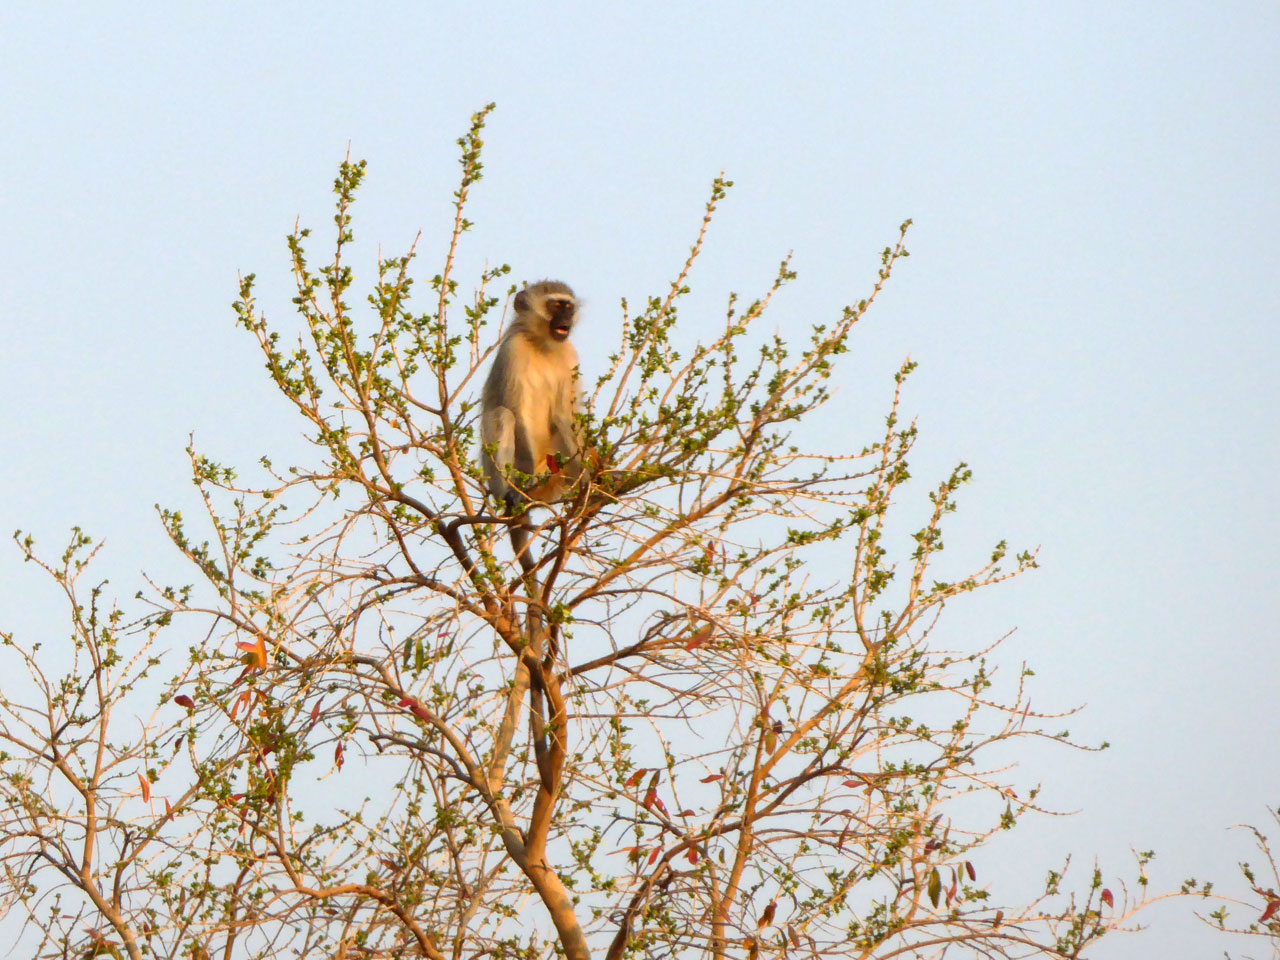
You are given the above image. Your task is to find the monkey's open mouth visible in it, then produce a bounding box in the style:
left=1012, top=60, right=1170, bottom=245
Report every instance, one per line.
left=550, top=322, right=572, bottom=341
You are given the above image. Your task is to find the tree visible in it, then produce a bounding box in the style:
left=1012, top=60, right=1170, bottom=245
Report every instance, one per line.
left=1195, top=807, right=1280, bottom=958
left=1, top=105, right=1163, bottom=960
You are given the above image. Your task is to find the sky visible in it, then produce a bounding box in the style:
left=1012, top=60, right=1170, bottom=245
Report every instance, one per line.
left=1, top=3, right=1277, bottom=956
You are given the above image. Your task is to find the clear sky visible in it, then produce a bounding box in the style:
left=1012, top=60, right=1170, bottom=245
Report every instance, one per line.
left=1, top=3, right=1277, bottom=956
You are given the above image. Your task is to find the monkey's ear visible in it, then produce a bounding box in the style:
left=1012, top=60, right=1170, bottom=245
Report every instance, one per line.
left=514, top=290, right=530, bottom=313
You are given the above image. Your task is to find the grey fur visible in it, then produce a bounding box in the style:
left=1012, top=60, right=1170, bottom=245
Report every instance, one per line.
left=481, top=281, right=582, bottom=504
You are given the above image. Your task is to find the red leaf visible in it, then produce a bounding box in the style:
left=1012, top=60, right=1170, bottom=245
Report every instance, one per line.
left=966, top=861, right=976, bottom=881
left=1100, top=888, right=1114, bottom=908
left=684, top=625, right=713, bottom=650
left=399, top=697, right=431, bottom=721
left=647, top=846, right=660, bottom=865
left=546, top=454, right=561, bottom=474
left=654, top=796, right=668, bottom=816
left=642, top=788, right=657, bottom=811
left=335, top=742, right=345, bottom=771
left=173, top=694, right=195, bottom=710
left=687, top=847, right=699, bottom=864
left=625, top=769, right=647, bottom=788
left=309, top=699, right=322, bottom=722
left=1260, top=899, right=1280, bottom=923
left=700, top=774, right=723, bottom=783
left=843, top=779, right=863, bottom=788
left=138, top=773, right=151, bottom=803
left=164, top=798, right=172, bottom=816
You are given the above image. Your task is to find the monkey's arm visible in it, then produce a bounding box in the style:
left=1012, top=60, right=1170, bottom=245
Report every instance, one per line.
left=481, top=406, right=517, bottom=499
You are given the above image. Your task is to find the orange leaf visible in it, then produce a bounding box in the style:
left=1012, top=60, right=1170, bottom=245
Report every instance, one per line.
left=164, top=798, right=172, bottom=816
left=700, top=774, right=723, bottom=783
left=236, top=636, right=267, bottom=669
left=138, top=773, right=151, bottom=803
left=647, top=846, right=660, bottom=865
left=1100, top=888, right=1114, bottom=909
left=173, top=694, right=195, bottom=710
left=687, top=847, right=699, bottom=864
left=843, top=779, right=862, bottom=788
left=335, top=742, right=345, bottom=771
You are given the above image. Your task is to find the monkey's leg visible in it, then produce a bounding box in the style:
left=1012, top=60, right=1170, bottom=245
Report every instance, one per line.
left=508, top=514, right=538, bottom=579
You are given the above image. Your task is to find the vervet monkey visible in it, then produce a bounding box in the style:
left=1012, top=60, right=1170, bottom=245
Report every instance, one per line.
left=481, top=280, right=584, bottom=513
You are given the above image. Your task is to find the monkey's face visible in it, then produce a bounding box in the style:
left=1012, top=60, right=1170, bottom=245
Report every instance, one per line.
left=544, top=296, right=576, bottom=342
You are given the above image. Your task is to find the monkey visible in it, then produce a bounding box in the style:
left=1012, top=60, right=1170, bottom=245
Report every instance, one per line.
left=480, top=280, right=584, bottom=524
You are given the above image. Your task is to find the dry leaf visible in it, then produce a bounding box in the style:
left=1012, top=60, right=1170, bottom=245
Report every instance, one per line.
left=758, top=900, right=776, bottom=929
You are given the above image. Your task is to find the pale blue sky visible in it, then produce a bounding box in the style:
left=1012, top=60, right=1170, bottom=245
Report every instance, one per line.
left=1, top=3, right=1277, bottom=955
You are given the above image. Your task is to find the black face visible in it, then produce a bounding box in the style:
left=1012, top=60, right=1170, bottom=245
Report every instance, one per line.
left=546, top=297, right=575, bottom=341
